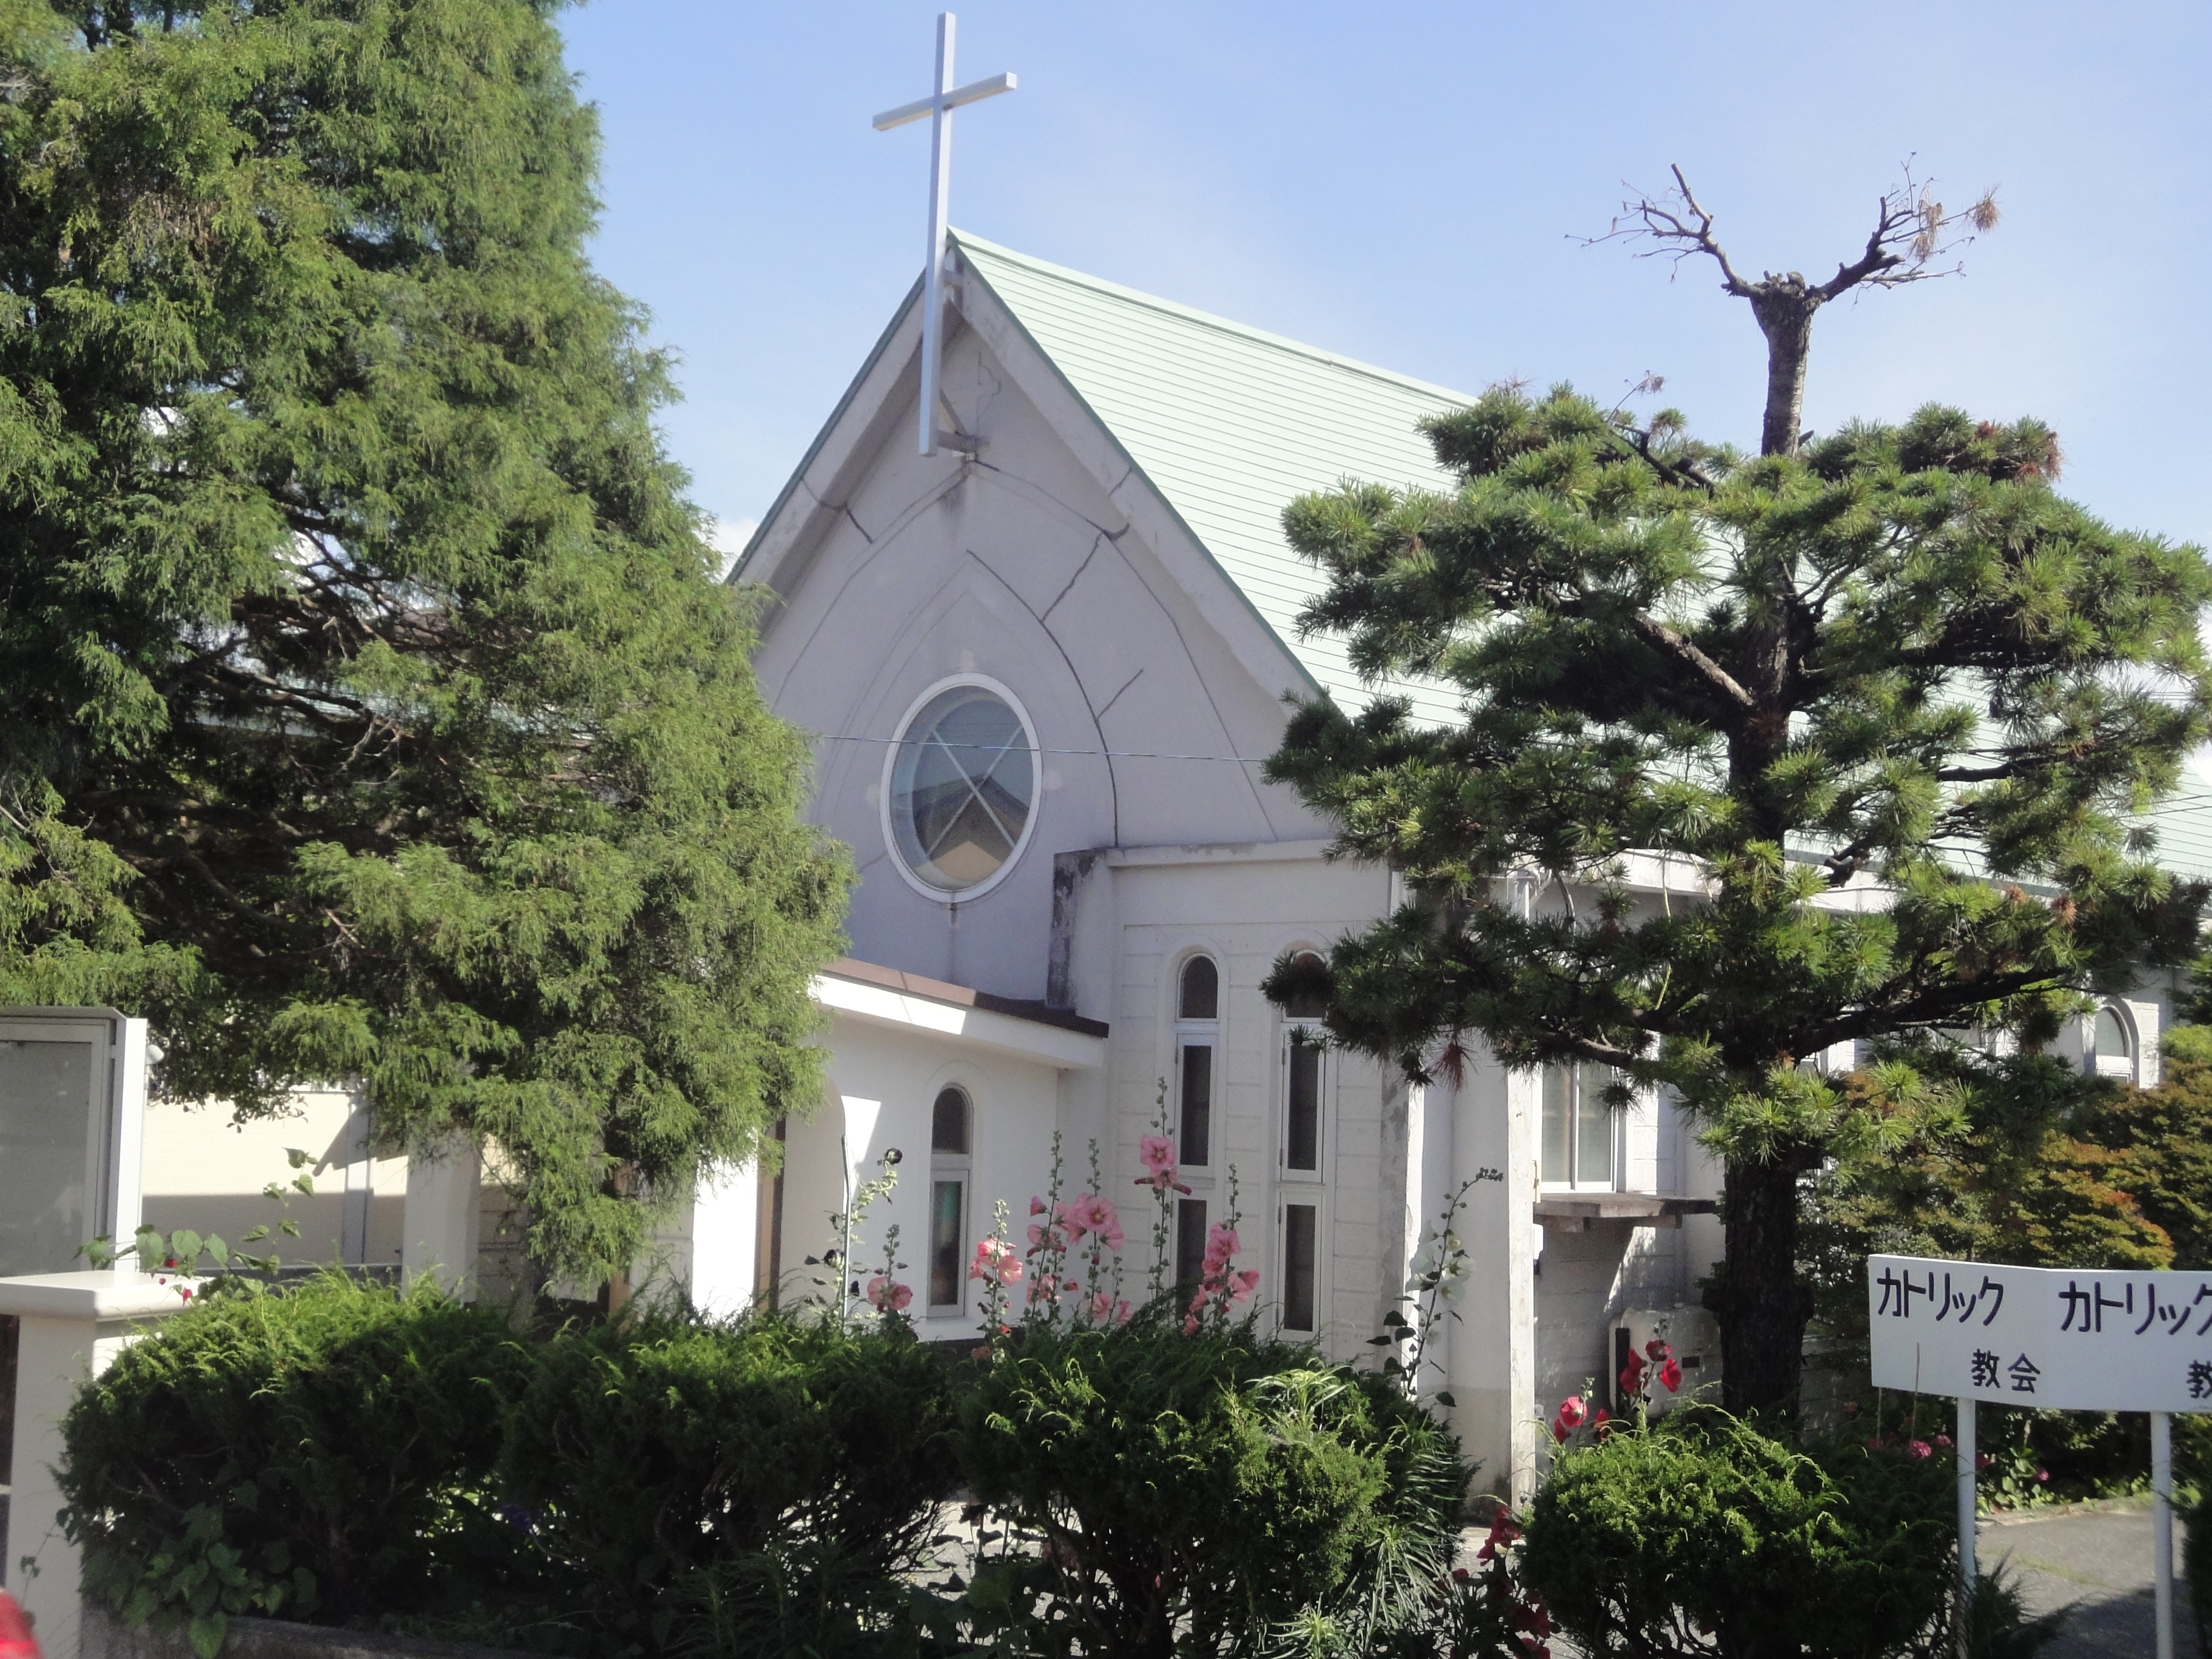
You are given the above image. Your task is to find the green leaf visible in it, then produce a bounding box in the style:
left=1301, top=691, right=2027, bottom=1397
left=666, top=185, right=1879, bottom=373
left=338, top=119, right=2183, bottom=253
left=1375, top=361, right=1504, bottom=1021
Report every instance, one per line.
left=189, top=1612, right=228, bottom=1659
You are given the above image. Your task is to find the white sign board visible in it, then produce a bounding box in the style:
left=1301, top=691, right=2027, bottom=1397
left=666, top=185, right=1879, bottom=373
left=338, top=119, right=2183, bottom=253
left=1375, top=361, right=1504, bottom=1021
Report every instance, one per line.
left=1869, top=1253, right=2212, bottom=1413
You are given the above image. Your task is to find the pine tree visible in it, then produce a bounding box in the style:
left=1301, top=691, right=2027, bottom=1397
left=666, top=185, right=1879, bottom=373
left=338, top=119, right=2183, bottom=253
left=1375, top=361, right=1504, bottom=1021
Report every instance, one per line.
left=1265, top=372, right=2212, bottom=1413
left=0, top=0, right=847, bottom=1279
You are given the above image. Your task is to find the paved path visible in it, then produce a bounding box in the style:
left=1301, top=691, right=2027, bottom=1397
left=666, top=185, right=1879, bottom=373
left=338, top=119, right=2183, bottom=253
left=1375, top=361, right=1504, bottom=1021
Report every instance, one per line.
left=1980, top=1501, right=2198, bottom=1657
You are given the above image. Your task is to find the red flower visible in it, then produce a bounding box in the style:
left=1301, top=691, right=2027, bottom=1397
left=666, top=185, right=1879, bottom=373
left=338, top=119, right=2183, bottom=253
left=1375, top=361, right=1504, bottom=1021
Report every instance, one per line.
left=1657, top=1358, right=1683, bottom=1392
left=1644, top=1337, right=1671, bottom=1362
left=1618, top=1353, right=1646, bottom=1397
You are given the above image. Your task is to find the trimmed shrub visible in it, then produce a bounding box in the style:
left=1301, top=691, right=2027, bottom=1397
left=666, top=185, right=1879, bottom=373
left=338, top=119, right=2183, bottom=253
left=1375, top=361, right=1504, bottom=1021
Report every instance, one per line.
left=1519, top=1413, right=1957, bottom=1658
left=954, top=1313, right=1467, bottom=1659
left=59, top=1275, right=528, bottom=1653
left=501, top=1306, right=957, bottom=1650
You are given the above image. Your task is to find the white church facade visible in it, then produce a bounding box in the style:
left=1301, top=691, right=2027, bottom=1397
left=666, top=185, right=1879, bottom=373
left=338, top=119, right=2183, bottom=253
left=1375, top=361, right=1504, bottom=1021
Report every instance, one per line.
left=676, top=232, right=1752, bottom=1497
left=665, top=231, right=2188, bottom=1496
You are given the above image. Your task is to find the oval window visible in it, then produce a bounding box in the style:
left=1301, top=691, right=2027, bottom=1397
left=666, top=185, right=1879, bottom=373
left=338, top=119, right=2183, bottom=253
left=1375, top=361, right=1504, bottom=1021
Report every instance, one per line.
left=889, top=684, right=1036, bottom=894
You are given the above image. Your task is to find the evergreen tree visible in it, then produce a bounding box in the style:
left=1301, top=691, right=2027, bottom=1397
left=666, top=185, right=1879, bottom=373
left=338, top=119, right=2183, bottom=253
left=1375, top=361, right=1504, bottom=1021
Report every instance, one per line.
left=0, top=0, right=846, bottom=1279
left=1264, top=381, right=2211, bottom=1412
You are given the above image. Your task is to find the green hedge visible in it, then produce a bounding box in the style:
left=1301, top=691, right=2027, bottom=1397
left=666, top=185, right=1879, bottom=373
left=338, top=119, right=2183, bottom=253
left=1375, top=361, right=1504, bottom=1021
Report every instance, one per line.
left=956, top=1314, right=1467, bottom=1658
left=1518, top=1411, right=2051, bottom=1659
left=504, top=1309, right=956, bottom=1649
left=59, top=1275, right=528, bottom=1652
left=64, top=1273, right=2080, bottom=1659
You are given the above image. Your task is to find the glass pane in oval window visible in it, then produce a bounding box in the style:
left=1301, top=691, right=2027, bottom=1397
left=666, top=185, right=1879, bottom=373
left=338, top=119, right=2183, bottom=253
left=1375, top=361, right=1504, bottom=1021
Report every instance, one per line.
left=891, top=687, right=1034, bottom=892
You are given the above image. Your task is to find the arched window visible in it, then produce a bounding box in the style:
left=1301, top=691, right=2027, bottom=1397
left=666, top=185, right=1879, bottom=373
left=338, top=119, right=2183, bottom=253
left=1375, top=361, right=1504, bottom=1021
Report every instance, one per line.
left=1282, top=951, right=1329, bottom=1020
left=1178, top=954, right=1219, bottom=1021
left=928, top=1085, right=971, bottom=1309
left=1175, top=956, right=1219, bottom=1168
left=1281, top=953, right=1329, bottom=1177
left=2094, top=1006, right=2135, bottom=1081
left=1278, top=950, right=1330, bottom=1335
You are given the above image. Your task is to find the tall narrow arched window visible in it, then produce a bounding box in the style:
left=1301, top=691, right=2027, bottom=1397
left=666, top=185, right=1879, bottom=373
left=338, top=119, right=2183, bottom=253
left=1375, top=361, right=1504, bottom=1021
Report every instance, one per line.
left=1175, top=956, right=1219, bottom=1169
left=2094, top=1006, right=2135, bottom=1082
left=928, top=1086, right=971, bottom=1310
left=1277, top=950, right=1330, bottom=1335
left=1280, top=953, right=1329, bottom=1177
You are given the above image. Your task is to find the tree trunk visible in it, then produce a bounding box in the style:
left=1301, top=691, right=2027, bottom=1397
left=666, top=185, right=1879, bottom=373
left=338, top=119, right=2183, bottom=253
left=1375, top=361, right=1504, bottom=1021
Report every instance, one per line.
left=1711, top=1152, right=1814, bottom=1416
left=1748, top=286, right=1818, bottom=457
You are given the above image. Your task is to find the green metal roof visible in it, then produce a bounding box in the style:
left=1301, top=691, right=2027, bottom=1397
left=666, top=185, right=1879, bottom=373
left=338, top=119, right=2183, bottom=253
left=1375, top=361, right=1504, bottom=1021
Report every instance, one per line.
left=956, top=231, right=1469, bottom=723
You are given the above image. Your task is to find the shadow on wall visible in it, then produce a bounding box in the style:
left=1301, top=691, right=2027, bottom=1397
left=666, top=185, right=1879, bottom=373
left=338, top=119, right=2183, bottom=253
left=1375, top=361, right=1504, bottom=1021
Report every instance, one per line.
left=138, top=1090, right=407, bottom=1269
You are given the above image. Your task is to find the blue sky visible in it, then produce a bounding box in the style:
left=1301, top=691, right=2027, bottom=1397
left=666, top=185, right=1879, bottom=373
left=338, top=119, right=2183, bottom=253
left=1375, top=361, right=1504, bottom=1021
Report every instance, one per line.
left=558, top=2, right=2210, bottom=561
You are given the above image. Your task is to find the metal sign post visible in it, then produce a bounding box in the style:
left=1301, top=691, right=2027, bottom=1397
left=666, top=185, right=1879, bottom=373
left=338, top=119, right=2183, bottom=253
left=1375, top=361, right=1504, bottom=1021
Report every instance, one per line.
left=1869, top=1253, right=2204, bottom=1659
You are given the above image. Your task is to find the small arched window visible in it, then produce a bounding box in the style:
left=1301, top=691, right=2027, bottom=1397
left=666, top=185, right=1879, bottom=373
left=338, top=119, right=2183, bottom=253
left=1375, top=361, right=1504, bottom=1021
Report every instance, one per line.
left=931, top=1085, right=971, bottom=1155
left=1178, top=954, right=1219, bottom=1021
left=1283, top=951, right=1329, bottom=1019
left=1175, top=956, right=1219, bottom=1168
left=2095, top=1007, right=2131, bottom=1062
left=928, top=1086, right=971, bottom=1309
left=2093, top=1007, right=2136, bottom=1082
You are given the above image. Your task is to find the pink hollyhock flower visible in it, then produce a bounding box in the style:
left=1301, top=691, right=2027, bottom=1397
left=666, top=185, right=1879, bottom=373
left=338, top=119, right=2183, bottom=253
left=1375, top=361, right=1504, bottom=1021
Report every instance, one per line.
left=863, top=1276, right=912, bottom=1313
left=1231, top=1269, right=1259, bottom=1303
left=1026, top=1217, right=1065, bottom=1250
left=1182, top=1313, right=1201, bottom=1336
left=1029, top=1196, right=1049, bottom=1215
left=1090, top=1291, right=1131, bottom=1324
left=1202, top=1222, right=1240, bottom=1271
left=968, top=1238, right=1023, bottom=1285
left=1138, top=1134, right=1179, bottom=1190
left=1064, top=1193, right=1124, bottom=1250
left=1907, top=1439, right=1932, bottom=1460
left=1935, top=1433, right=1953, bottom=1449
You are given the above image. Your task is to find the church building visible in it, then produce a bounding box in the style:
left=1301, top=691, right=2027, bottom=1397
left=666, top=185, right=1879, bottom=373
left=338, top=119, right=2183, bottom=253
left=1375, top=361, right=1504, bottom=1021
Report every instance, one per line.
left=671, top=230, right=2185, bottom=1498
left=683, top=232, right=1766, bottom=1499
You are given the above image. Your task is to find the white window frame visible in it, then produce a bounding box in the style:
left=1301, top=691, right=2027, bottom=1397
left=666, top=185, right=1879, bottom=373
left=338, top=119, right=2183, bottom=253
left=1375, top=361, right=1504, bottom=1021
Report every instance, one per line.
left=1173, top=953, right=1221, bottom=1172
left=877, top=673, right=1041, bottom=905
left=925, top=1084, right=973, bottom=1313
left=1278, top=1022, right=1329, bottom=1185
left=1540, top=1062, right=1624, bottom=1193
left=1276, top=1190, right=1329, bottom=1336
left=2092, top=1004, right=2138, bottom=1084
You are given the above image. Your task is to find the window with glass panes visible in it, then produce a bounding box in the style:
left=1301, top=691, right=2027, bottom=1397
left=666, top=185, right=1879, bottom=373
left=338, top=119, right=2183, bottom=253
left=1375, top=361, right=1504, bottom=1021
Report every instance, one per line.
left=1176, top=956, right=1218, bottom=1168
left=1279, top=953, right=1327, bottom=1181
left=928, top=1086, right=971, bottom=1308
left=1541, top=1062, right=1618, bottom=1189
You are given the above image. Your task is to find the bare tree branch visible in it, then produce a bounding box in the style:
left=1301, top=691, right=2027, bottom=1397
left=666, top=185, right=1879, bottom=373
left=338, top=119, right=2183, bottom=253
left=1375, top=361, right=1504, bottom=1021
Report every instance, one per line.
left=1586, top=161, right=1999, bottom=456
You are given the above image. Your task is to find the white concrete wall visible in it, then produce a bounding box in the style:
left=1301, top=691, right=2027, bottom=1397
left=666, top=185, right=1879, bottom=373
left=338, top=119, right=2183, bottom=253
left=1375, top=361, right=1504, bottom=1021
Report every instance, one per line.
left=704, top=1011, right=1074, bottom=1339
left=743, top=317, right=1332, bottom=1005
left=1070, top=847, right=1399, bottom=1361
left=139, top=1086, right=404, bottom=1269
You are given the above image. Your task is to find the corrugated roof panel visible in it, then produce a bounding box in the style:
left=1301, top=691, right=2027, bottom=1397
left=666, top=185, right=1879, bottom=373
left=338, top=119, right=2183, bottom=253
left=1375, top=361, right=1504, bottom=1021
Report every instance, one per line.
left=956, top=232, right=1469, bottom=725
